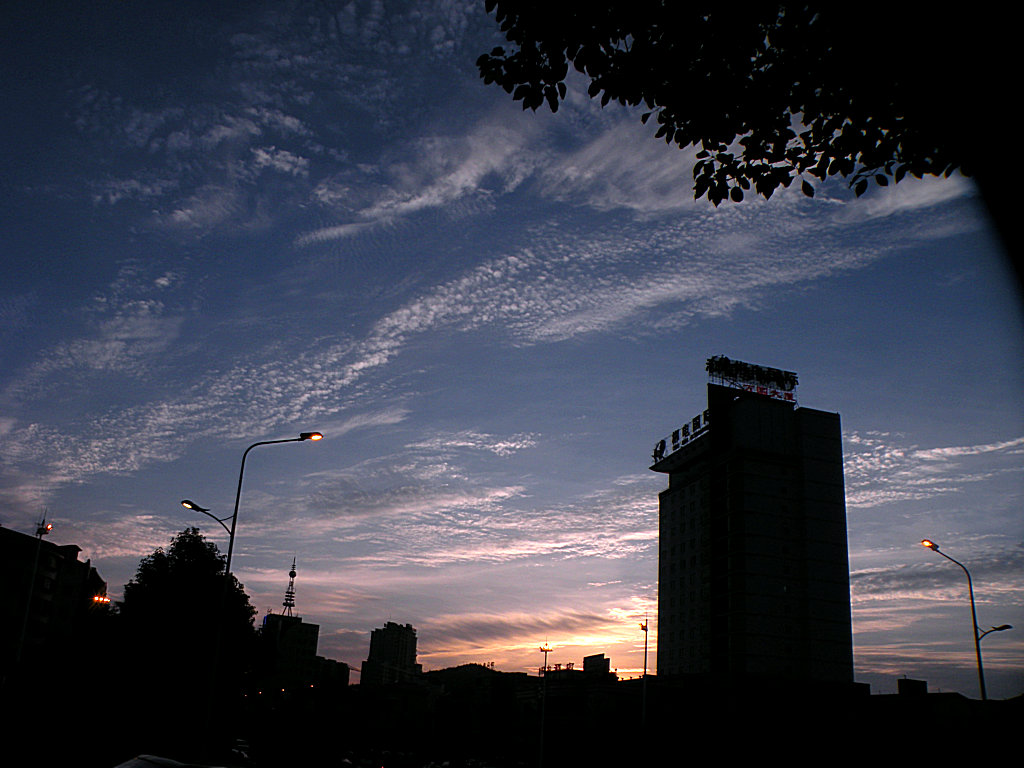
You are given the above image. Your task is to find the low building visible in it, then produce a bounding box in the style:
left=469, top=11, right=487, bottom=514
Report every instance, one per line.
left=0, top=523, right=107, bottom=672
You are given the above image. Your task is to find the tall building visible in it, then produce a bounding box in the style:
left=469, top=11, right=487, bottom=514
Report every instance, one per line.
left=360, top=621, right=423, bottom=685
left=651, top=357, right=853, bottom=683
left=256, top=559, right=349, bottom=689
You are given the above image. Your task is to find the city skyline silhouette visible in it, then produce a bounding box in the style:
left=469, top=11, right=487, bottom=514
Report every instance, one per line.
left=1, top=0, right=1021, bottom=704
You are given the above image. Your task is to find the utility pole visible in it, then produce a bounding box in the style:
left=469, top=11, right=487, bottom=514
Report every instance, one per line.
left=640, top=616, right=649, bottom=729
left=14, top=517, right=52, bottom=667
left=538, top=643, right=553, bottom=768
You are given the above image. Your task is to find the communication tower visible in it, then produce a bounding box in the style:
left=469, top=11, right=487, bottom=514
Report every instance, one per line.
left=282, top=557, right=297, bottom=616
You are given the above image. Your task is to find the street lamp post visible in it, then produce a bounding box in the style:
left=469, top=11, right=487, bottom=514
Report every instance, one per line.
left=182, top=432, right=322, bottom=579
left=188, top=431, right=322, bottom=755
left=920, top=539, right=1013, bottom=701
left=180, top=500, right=231, bottom=565
left=538, top=643, right=553, bottom=768
left=225, top=432, right=322, bottom=579
left=640, top=617, right=649, bottom=728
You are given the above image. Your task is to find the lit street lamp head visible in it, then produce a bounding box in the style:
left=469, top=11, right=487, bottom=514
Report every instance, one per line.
left=299, top=431, right=323, bottom=441
left=920, top=539, right=939, bottom=551
left=181, top=499, right=210, bottom=513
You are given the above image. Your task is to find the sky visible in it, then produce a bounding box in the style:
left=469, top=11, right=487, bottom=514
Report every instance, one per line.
left=2, top=1, right=1022, bottom=698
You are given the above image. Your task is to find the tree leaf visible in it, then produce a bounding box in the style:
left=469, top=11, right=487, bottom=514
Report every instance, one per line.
left=478, top=5, right=966, bottom=206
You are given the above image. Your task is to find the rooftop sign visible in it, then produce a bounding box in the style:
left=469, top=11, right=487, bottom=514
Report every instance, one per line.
left=652, top=408, right=710, bottom=464
left=706, top=355, right=797, bottom=403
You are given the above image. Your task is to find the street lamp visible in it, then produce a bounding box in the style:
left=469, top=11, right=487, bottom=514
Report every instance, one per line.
left=919, top=538, right=1012, bottom=701
left=196, top=432, right=322, bottom=753
left=979, top=624, right=1013, bottom=640
left=224, top=432, right=322, bottom=578
left=640, top=616, right=649, bottom=728
left=181, top=499, right=232, bottom=537
left=538, top=643, right=553, bottom=768
left=183, top=436, right=319, bottom=581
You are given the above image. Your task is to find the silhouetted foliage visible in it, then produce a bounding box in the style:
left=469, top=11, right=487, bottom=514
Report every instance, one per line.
left=477, top=2, right=1008, bottom=207
left=122, top=527, right=255, bottom=629
left=116, top=528, right=257, bottom=757
left=121, top=527, right=255, bottom=651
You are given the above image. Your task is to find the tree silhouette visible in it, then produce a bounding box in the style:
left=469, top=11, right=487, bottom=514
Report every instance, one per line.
left=477, top=3, right=1010, bottom=210
left=121, top=527, right=256, bottom=650
left=116, top=528, right=257, bottom=757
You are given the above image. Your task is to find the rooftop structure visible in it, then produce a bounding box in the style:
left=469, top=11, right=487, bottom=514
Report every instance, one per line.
left=651, top=358, right=853, bottom=683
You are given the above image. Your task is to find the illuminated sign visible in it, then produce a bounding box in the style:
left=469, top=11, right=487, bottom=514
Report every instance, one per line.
left=652, top=409, right=710, bottom=463
left=706, top=355, right=798, bottom=403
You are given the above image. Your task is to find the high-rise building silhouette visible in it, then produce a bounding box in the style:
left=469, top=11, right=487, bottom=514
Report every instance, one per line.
left=256, top=559, right=349, bottom=689
left=651, top=357, right=853, bottom=683
left=360, top=621, right=423, bottom=685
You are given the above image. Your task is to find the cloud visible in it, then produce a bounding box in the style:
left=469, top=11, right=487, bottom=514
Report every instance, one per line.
left=538, top=119, right=705, bottom=213
left=851, top=546, right=1024, bottom=600
left=68, top=513, right=182, bottom=564
left=417, top=600, right=657, bottom=674
left=5, top=2, right=994, bottom=520
left=166, top=185, right=243, bottom=229
left=323, top=202, right=890, bottom=350
left=314, top=408, right=411, bottom=438
left=844, top=431, right=1024, bottom=508
left=420, top=609, right=611, bottom=648
left=288, top=462, right=658, bottom=571
left=3, top=265, right=186, bottom=400
left=0, top=183, right=977, bottom=503
left=297, top=118, right=536, bottom=244
left=406, top=430, right=538, bottom=457
left=295, top=221, right=377, bottom=244
left=92, top=176, right=181, bottom=205
left=838, top=174, right=975, bottom=222
left=251, top=146, right=310, bottom=177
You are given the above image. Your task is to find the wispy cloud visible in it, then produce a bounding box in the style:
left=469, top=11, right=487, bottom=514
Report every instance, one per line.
left=294, top=463, right=657, bottom=570
left=297, top=118, right=536, bottom=245
left=838, top=174, right=975, bottom=222
left=851, top=549, right=1024, bottom=603
left=538, top=119, right=705, bottom=213
left=406, top=430, right=538, bottom=457
left=844, top=431, right=1024, bottom=508
left=0, top=197, right=959, bottom=501
left=2, top=263, right=185, bottom=401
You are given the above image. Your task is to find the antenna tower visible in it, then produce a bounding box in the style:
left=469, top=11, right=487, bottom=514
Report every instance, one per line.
left=282, top=557, right=297, bottom=616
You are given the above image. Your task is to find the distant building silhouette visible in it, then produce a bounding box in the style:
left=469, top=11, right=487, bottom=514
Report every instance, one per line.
left=0, top=523, right=107, bottom=672
left=360, top=621, right=423, bottom=685
left=651, top=357, right=853, bottom=683
left=255, top=559, right=348, bottom=690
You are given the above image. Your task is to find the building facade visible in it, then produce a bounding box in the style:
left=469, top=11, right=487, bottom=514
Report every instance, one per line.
left=254, top=560, right=349, bottom=690
left=361, top=621, right=423, bottom=685
left=0, top=524, right=107, bottom=671
left=651, top=358, right=853, bottom=683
